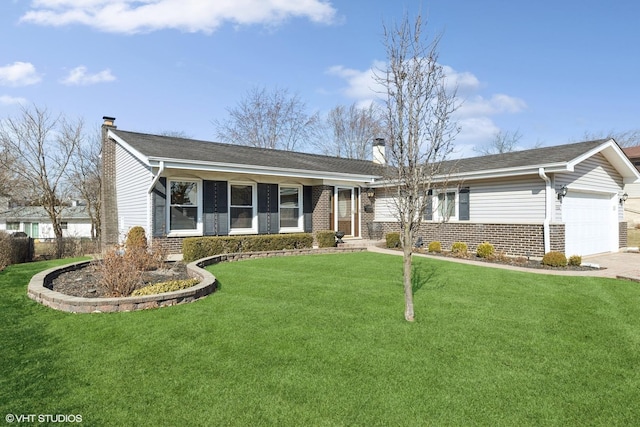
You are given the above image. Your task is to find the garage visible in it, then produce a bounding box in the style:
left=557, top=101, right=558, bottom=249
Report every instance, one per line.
left=563, top=190, right=617, bottom=256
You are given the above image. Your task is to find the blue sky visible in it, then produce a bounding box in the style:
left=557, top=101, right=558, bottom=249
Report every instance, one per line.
left=1, top=0, right=639, bottom=158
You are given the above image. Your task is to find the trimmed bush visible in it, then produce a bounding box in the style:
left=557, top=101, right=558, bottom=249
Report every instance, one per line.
left=451, top=242, right=468, bottom=255
left=427, top=241, right=442, bottom=253
left=568, top=255, right=582, bottom=266
left=542, top=251, right=568, bottom=267
left=476, top=242, right=495, bottom=259
left=182, top=233, right=314, bottom=262
left=131, top=278, right=200, bottom=297
left=385, top=232, right=401, bottom=248
left=126, top=226, right=148, bottom=250
left=316, top=230, right=337, bottom=248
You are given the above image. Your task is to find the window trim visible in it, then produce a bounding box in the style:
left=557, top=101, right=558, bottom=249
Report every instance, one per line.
left=166, top=178, right=203, bottom=237
left=279, top=184, right=304, bottom=233
left=6, top=221, right=20, bottom=231
left=229, top=182, right=258, bottom=235
left=432, top=189, right=458, bottom=222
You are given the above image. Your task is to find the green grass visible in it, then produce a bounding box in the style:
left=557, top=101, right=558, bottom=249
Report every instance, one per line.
left=1, top=253, right=640, bottom=426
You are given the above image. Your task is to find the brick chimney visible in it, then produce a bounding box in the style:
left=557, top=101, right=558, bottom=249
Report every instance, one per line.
left=373, top=138, right=386, bottom=165
left=101, top=116, right=118, bottom=249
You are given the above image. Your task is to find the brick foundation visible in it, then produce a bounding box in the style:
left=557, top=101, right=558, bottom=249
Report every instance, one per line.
left=370, top=221, right=568, bottom=257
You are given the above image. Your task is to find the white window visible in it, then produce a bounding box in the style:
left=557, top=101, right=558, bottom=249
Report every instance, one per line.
left=435, top=190, right=457, bottom=221
left=169, top=179, right=201, bottom=234
left=230, top=183, right=257, bottom=233
left=280, top=185, right=303, bottom=232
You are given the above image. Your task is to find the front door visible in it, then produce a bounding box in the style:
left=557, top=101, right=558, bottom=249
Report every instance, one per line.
left=335, top=187, right=359, bottom=237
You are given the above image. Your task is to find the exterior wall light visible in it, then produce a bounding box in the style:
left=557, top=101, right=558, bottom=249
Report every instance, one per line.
left=557, top=185, right=568, bottom=200
left=366, top=188, right=375, bottom=198
left=620, top=192, right=629, bottom=204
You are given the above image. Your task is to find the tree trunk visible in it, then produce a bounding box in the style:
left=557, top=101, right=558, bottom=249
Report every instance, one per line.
left=403, top=227, right=415, bottom=322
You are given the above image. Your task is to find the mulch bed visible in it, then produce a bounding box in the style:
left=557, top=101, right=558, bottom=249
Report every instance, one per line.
left=50, top=261, right=192, bottom=298
left=409, top=248, right=603, bottom=271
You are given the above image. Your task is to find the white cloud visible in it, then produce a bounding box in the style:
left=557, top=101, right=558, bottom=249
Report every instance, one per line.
left=0, top=62, right=42, bottom=86
left=21, top=0, right=338, bottom=34
left=60, top=66, right=116, bottom=85
left=0, top=95, right=28, bottom=106
left=327, top=61, right=527, bottom=156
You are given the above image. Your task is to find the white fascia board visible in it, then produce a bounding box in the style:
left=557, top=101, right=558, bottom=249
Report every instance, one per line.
left=147, top=157, right=379, bottom=184
left=108, top=130, right=152, bottom=167
left=369, top=163, right=571, bottom=187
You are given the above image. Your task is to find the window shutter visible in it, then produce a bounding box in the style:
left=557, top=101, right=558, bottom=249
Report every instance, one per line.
left=303, top=186, right=313, bottom=233
left=258, top=183, right=278, bottom=234
left=152, top=177, right=166, bottom=237
left=459, top=187, right=470, bottom=220
left=423, top=189, right=433, bottom=221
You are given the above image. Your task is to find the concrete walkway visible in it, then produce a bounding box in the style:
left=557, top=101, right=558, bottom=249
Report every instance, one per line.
left=365, top=245, right=640, bottom=281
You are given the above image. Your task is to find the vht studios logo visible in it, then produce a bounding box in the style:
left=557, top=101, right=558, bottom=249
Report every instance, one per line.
left=6, top=414, right=83, bottom=423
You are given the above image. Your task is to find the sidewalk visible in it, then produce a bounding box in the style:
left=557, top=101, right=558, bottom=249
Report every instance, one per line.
left=365, top=245, right=640, bottom=281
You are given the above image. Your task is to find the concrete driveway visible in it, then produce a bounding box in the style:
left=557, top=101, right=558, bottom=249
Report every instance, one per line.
left=582, top=252, right=640, bottom=281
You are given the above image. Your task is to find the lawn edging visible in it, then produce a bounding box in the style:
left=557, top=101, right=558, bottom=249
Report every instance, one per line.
left=27, top=259, right=216, bottom=313
left=27, top=247, right=367, bottom=313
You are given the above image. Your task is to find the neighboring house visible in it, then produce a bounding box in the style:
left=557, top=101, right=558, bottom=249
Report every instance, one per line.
left=101, top=116, right=639, bottom=257
left=0, top=203, right=93, bottom=240
left=622, top=146, right=640, bottom=228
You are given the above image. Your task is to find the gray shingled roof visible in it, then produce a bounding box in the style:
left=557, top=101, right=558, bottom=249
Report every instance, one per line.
left=0, top=206, right=90, bottom=220
left=113, top=130, right=384, bottom=177
left=113, top=129, right=613, bottom=179
left=441, top=139, right=609, bottom=175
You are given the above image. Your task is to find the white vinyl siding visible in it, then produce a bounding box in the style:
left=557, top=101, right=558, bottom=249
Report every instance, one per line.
left=469, top=177, right=546, bottom=223
left=555, top=153, right=623, bottom=223
left=374, top=194, right=399, bottom=222
left=115, top=143, right=153, bottom=239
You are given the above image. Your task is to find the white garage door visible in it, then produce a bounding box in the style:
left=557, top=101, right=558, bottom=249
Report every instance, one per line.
left=563, top=191, right=617, bottom=256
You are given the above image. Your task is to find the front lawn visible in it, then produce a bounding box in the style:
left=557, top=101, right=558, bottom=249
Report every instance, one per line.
left=1, top=253, right=639, bottom=426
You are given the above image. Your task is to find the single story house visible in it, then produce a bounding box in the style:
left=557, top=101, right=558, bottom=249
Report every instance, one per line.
left=101, top=116, right=640, bottom=257
left=0, top=203, right=93, bottom=240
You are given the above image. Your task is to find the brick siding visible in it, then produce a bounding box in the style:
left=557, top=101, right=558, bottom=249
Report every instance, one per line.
left=100, top=123, right=119, bottom=249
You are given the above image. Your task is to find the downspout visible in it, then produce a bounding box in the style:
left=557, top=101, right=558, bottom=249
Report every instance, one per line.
left=147, top=161, right=165, bottom=194
left=147, top=161, right=165, bottom=247
left=538, top=167, right=551, bottom=254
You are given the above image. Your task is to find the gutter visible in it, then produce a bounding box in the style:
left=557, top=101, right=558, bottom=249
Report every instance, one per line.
left=538, top=168, right=552, bottom=254
left=147, top=161, right=165, bottom=194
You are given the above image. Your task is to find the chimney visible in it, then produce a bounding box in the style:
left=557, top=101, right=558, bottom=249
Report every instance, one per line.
left=102, top=116, right=116, bottom=127
left=373, top=138, right=386, bottom=165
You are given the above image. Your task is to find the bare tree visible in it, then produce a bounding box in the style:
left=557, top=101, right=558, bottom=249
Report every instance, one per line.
left=320, top=102, right=385, bottom=159
left=0, top=105, right=82, bottom=258
left=67, top=128, right=102, bottom=242
left=213, top=86, right=320, bottom=151
left=474, top=129, right=523, bottom=155
left=581, top=129, right=640, bottom=147
left=375, top=13, right=460, bottom=321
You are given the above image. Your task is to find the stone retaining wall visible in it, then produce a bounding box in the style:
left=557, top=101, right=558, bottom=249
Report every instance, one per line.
left=27, top=247, right=367, bottom=313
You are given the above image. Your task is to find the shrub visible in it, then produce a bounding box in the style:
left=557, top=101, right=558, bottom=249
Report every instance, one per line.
left=476, top=242, right=495, bottom=258
left=542, top=251, right=567, bottom=267
left=568, top=255, right=582, bottom=266
left=451, top=242, right=468, bottom=256
left=316, top=230, right=336, bottom=248
left=427, top=241, right=442, bottom=253
left=99, top=247, right=143, bottom=297
left=126, top=226, right=148, bottom=251
left=0, top=232, right=33, bottom=269
left=131, top=278, right=200, bottom=297
left=385, top=232, right=401, bottom=248
left=182, top=233, right=314, bottom=262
